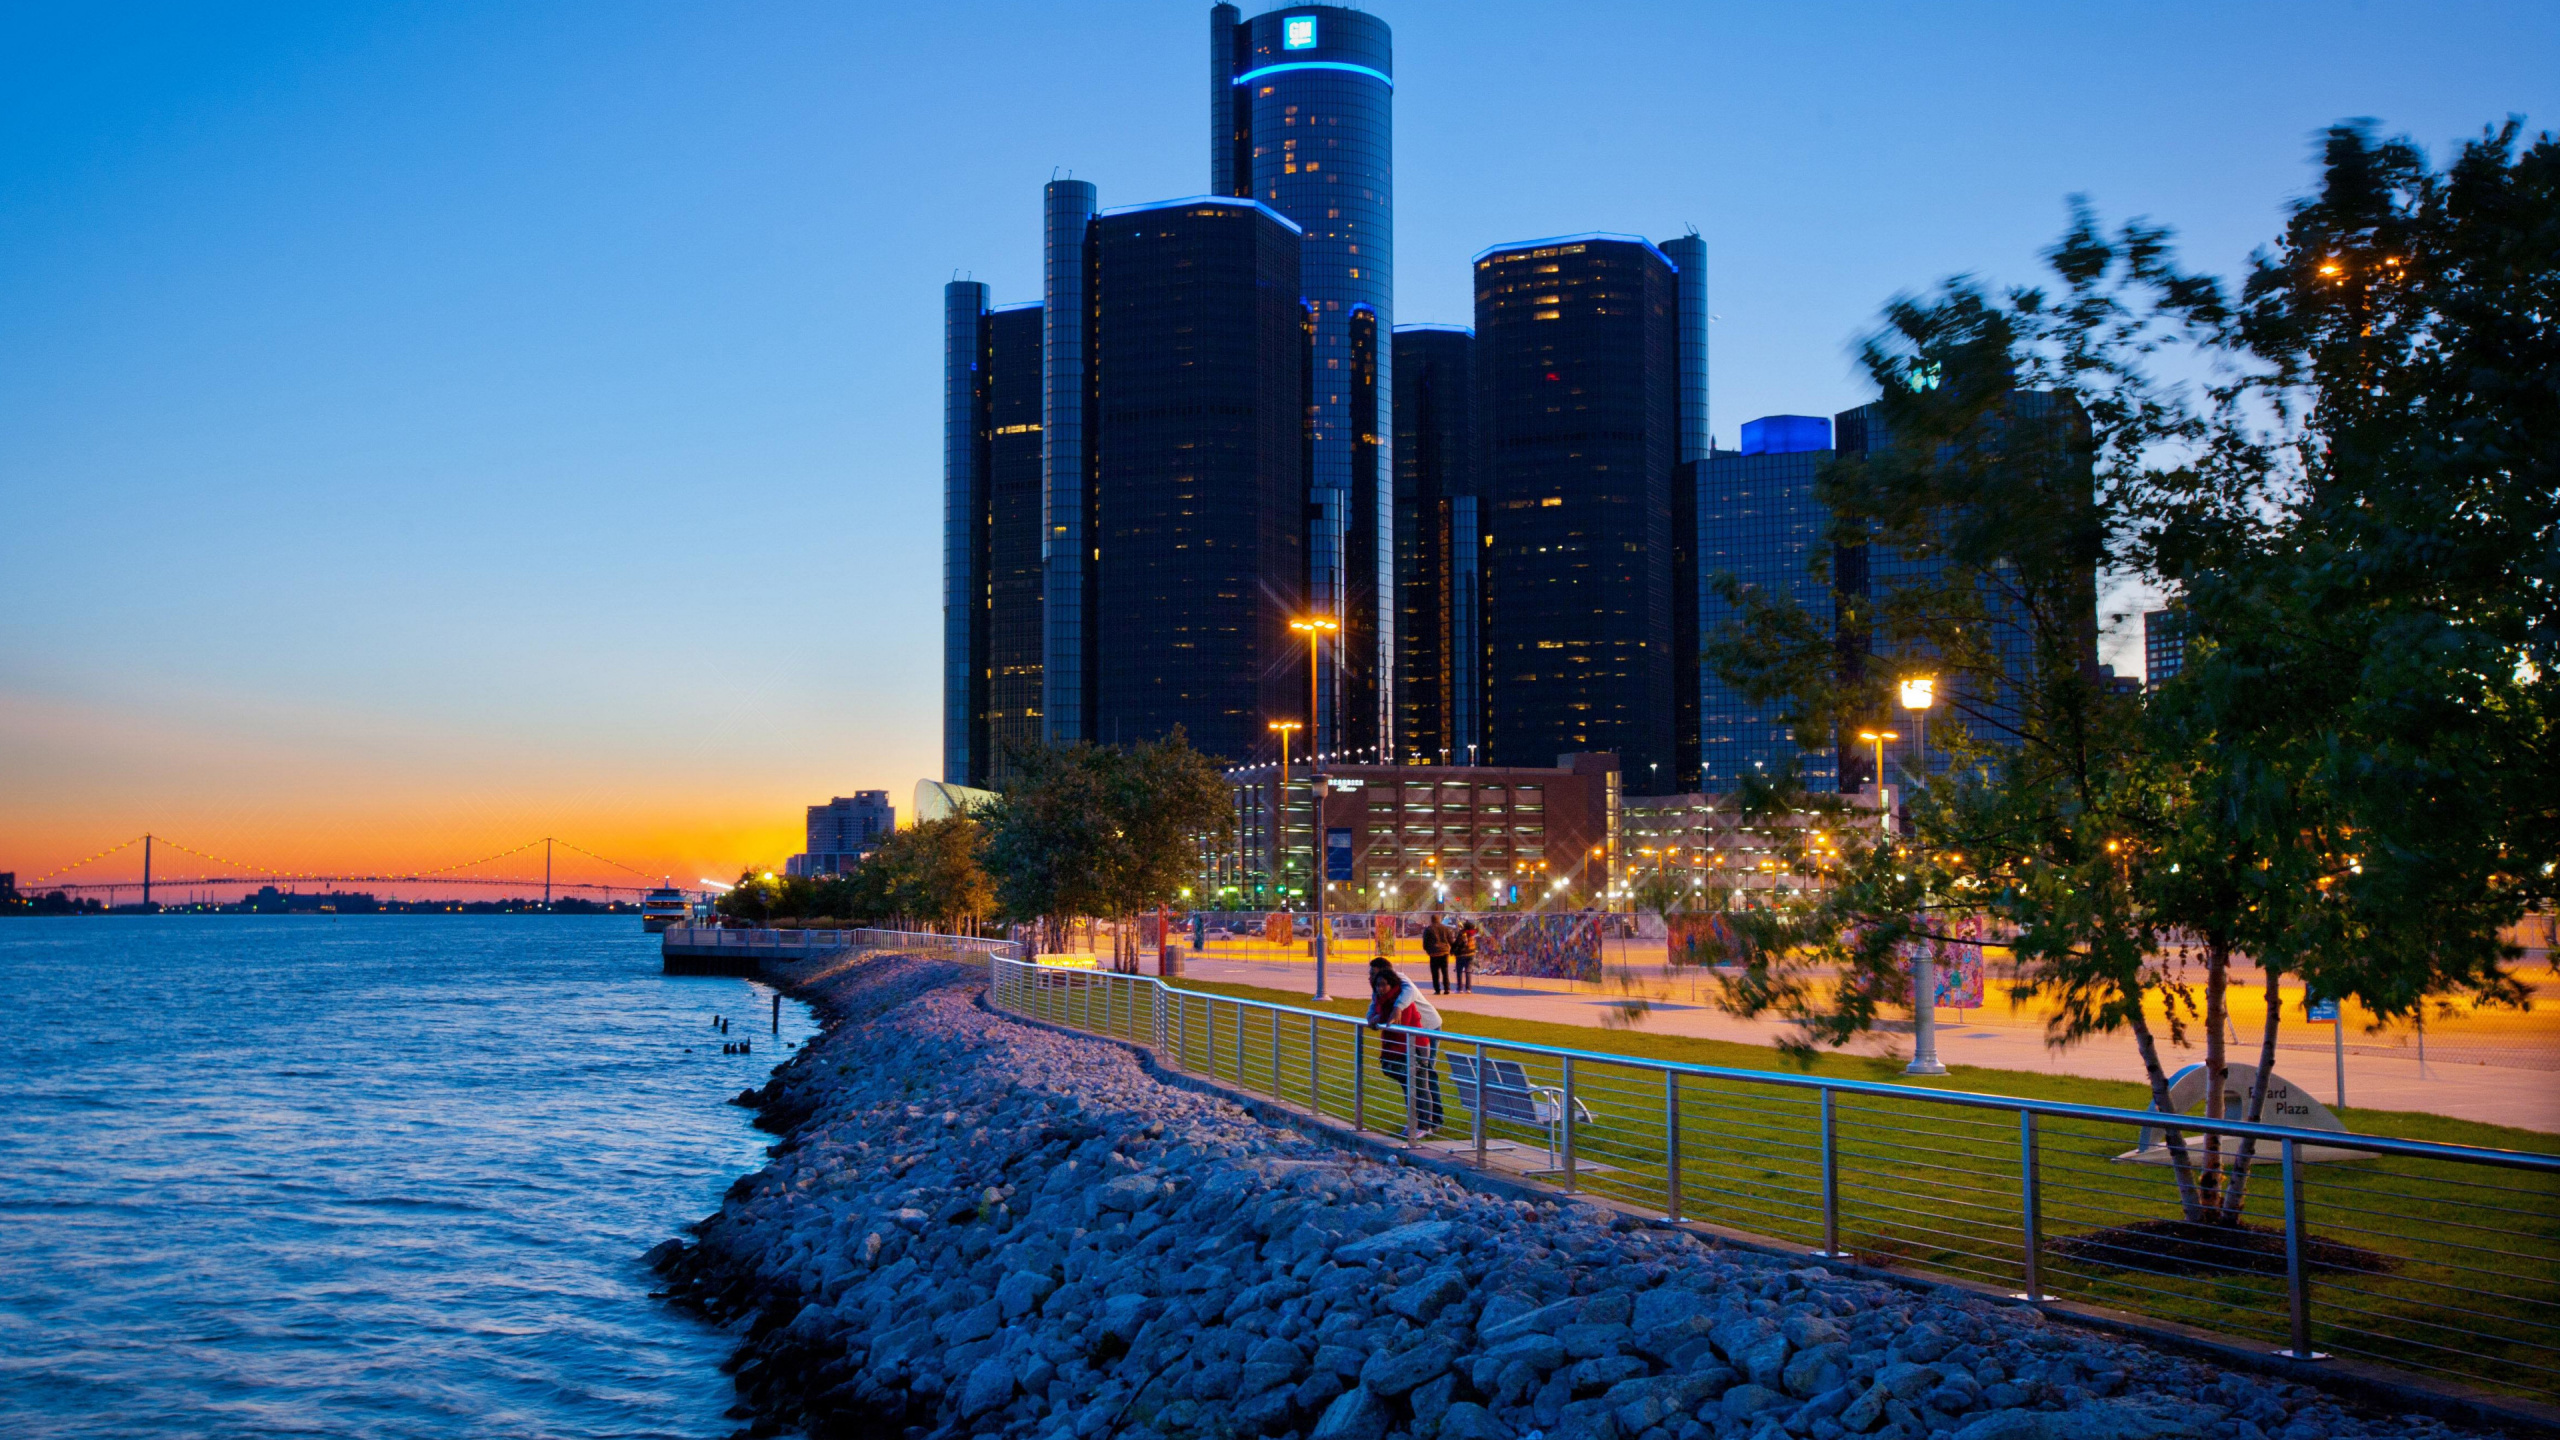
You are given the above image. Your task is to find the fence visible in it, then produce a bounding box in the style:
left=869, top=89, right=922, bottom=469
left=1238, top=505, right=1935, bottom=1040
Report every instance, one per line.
left=665, top=926, right=1020, bottom=963
left=986, top=956, right=2560, bottom=1409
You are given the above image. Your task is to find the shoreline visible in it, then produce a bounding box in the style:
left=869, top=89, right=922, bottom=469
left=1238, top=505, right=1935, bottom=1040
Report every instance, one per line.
left=651, top=953, right=2520, bottom=1440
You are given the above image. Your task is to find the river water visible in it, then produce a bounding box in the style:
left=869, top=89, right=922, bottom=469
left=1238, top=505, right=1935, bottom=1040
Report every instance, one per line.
left=0, top=915, right=816, bottom=1438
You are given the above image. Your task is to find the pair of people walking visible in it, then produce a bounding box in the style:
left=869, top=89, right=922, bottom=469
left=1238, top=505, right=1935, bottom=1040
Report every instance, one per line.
left=1365, top=957, right=1444, bottom=1133
left=1420, top=915, right=1477, bottom=995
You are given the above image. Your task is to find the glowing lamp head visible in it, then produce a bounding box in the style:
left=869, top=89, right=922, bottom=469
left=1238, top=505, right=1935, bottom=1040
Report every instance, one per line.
left=1899, top=676, right=1936, bottom=711
left=1288, top=615, right=1341, bottom=637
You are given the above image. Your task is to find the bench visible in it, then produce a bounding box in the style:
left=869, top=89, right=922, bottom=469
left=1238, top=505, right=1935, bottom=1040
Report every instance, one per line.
left=1445, top=1052, right=1595, bottom=1171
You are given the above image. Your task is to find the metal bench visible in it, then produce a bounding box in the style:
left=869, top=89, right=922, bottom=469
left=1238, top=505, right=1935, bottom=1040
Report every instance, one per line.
left=1445, top=1051, right=1593, bottom=1172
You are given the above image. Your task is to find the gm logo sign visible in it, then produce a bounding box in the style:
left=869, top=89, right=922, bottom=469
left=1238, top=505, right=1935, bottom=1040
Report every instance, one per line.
left=1283, top=16, right=1317, bottom=49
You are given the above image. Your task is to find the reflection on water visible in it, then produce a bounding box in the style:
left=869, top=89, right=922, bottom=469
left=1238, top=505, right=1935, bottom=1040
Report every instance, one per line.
left=0, top=915, right=813, bottom=1439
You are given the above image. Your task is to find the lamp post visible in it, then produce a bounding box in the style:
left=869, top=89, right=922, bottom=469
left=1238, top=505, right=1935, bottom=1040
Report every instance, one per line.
left=1267, top=720, right=1299, bottom=917
left=1895, top=677, right=1946, bottom=1075
left=1855, top=729, right=1899, bottom=836
left=1289, top=615, right=1340, bottom=1000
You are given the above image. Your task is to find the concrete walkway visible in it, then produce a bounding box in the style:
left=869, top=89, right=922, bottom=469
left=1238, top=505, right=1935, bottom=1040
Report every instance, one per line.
left=1175, top=951, right=2560, bottom=1136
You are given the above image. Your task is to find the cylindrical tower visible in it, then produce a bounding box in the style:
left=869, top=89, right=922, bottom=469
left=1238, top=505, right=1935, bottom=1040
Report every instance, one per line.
left=943, top=281, right=990, bottom=785
left=1214, top=4, right=1392, bottom=759
left=1661, top=233, right=1711, bottom=463
left=1041, top=179, right=1098, bottom=745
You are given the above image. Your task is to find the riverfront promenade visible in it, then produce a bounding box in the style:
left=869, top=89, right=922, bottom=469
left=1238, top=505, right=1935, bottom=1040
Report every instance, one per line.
left=655, top=951, right=2505, bottom=1440
left=1172, top=951, right=2560, bottom=1135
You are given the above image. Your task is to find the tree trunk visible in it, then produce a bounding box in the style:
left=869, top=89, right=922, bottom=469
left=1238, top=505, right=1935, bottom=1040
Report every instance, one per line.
left=2219, top=959, right=2288, bottom=1224
left=2200, top=932, right=2231, bottom=1217
left=2125, top=998, right=2209, bottom=1223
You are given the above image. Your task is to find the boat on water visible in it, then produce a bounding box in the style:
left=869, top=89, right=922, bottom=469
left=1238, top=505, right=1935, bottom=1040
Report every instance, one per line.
left=641, top=885, right=690, bottom=933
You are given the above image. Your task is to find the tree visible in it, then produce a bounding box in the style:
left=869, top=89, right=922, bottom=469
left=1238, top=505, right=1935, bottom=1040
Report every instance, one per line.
left=860, top=816, right=995, bottom=933
left=978, top=731, right=1234, bottom=969
left=1707, top=125, right=2556, bottom=1228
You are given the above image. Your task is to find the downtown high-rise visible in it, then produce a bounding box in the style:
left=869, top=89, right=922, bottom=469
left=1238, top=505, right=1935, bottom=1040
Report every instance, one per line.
left=1212, top=4, right=1394, bottom=759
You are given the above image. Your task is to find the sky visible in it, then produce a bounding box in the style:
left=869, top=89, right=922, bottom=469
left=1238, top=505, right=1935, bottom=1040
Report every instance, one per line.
left=3, top=0, right=2554, bottom=894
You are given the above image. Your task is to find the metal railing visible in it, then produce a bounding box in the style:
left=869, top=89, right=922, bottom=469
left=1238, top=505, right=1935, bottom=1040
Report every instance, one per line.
left=987, top=957, right=2560, bottom=1407
left=664, top=926, right=1020, bottom=962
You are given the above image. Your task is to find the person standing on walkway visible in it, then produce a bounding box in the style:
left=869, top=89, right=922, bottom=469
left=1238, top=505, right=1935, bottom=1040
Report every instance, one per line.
left=1365, top=958, right=1445, bottom=1133
left=1421, top=914, right=1453, bottom=995
left=1452, top=920, right=1479, bottom=993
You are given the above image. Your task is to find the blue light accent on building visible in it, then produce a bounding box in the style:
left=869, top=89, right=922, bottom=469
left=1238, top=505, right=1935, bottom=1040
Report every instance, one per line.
left=1098, top=195, right=1304, bottom=234
left=1741, top=414, right=1832, bottom=455
left=1472, top=231, right=1677, bottom=274
left=1217, top=3, right=1396, bottom=760
left=1232, top=60, right=1392, bottom=88
left=1394, top=322, right=1475, bottom=336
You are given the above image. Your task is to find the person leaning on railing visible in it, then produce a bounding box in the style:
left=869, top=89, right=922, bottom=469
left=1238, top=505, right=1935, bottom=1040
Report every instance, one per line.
left=1366, top=958, right=1445, bottom=1134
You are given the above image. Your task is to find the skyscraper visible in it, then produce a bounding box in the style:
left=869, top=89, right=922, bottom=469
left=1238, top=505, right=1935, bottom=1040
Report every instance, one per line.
left=1831, top=393, right=2096, bottom=793
left=1042, top=179, right=1099, bottom=747
left=1211, top=4, right=1393, bottom=759
left=1087, top=197, right=1310, bottom=761
left=1697, top=415, right=1839, bottom=790
left=2144, top=607, right=2186, bottom=685
left=944, top=288, right=1045, bottom=790
left=1659, top=232, right=1711, bottom=789
left=1473, top=234, right=1680, bottom=789
left=1391, top=323, right=1477, bottom=765
left=942, top=281, right=987, bottom=787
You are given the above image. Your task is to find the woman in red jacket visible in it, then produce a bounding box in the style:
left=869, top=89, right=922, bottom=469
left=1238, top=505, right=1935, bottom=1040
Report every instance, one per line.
left=1365, top=958, right=1445, bottom=1133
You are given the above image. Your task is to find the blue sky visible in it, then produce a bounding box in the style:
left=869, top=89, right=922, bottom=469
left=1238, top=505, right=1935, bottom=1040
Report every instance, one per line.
left=3, top=1, right=2553, bottom=882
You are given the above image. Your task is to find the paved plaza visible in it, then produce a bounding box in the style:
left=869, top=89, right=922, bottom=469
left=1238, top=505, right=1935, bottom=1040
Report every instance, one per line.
left=1171, top=943, right=2560, bottom=1135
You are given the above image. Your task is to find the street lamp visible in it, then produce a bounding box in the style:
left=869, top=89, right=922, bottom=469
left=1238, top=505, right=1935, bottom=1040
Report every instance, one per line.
left=1899, top=675, right=1936, bottom=782
left=1855, top=729, right=1899, bottom=836
left=1288, top=615, right=1340, bottom=999
left=1890, top=680, right=1948, bottom=1078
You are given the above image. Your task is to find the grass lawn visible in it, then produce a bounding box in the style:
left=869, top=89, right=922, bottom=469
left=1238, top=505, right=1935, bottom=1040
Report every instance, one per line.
left=1001, top=966, right=2560, bottom=1406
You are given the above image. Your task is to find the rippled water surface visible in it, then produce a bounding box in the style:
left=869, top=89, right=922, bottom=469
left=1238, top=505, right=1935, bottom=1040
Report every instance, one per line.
left=0, top=916, right=815, bottom=1438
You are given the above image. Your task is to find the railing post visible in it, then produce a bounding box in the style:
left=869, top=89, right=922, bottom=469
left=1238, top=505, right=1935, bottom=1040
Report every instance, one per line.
left=2279, top=1138, right=2326, bottom=1360
left=1309, top=1015, right=1320, bottom=1118
left=2016, top=1110, right=2046, bottom=1300
left=1353, top=1026, right=1366, bottom=1131
left=1664, top=1068, right=1682, bottom=1222
left=1812, top=1088, right=1847, bottom=1260
left=1561, top=1055, right=1578, bottom=1193
left=1473, top=1041, right=1488, bottom=1169
left=1403, top=1029, right=1417, bottom=1142
left=1173, top=988, right=1186, bottom=1069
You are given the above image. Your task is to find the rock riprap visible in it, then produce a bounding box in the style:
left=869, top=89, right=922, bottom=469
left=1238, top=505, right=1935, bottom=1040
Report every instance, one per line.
left=656, top=956, right=2485, bottom=1440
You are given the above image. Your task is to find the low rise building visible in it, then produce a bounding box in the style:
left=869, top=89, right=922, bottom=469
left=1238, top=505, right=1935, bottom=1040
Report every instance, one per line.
left=1216, top=754, right=1619, bottom=912
left=787, top=792, right=895, bottom=877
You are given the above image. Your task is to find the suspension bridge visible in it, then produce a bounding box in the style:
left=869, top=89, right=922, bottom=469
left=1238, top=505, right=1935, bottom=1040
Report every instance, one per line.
left=10, top=834, right=677, bottom=908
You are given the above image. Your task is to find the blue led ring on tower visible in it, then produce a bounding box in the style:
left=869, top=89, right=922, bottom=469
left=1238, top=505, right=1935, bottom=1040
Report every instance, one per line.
left=1212, top=4, right=1394, bottom=760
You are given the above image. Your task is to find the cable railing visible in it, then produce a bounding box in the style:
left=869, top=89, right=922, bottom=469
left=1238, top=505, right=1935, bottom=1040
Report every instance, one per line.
left=665, top=926, right=1021, bottom=963
left=985, top=955, right=2560, bottom=1409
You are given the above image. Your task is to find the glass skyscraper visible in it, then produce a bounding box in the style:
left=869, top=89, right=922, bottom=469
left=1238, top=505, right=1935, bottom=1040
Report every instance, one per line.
left=942, top=290, right=1046, bottom=790
left=1087, top=198, right=1310, bottom=762
left=1212, top=4, right=1393, bottom=759
left=1473, top=235, right=1680, bottom=790
left=1391, top=324, right=1477, bottom=765
left=1696, top=415, right=1838, bottom=791
left=1831, top=393, right=2094, bottom=794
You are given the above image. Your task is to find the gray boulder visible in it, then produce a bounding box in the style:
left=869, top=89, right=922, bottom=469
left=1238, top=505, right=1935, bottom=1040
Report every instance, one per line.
left=1334, top=1220, right=1455, bottom=1264
left=1439, top=1401, right=1516, bottom=1440
left=960, top=1357, right=1014, bottom=1418
left=1388, top=1268, right=1470, bottom=1323
left=1359, top=1337, right=1460, bottom=1398
left=1309, top=1384, right=1393, bottom=1440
